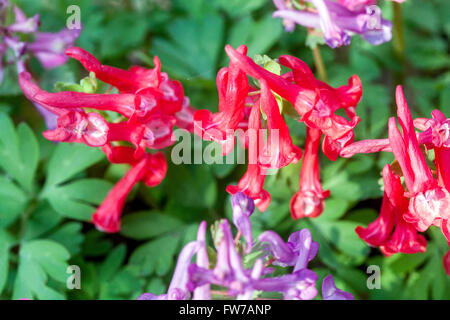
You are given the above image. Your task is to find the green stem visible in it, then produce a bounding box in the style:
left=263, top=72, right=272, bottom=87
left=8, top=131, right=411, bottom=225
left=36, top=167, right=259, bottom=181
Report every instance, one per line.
left=312, top=45, right=328, bottom=82
left=393, top=2, right=405, bottom=85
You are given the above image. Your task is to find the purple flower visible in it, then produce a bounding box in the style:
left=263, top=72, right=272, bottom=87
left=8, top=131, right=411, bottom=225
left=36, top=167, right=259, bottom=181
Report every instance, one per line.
left=28, top=28, right=81, bottom=69
left=7, top=6, right=39, bottom=34
left=231, top=192, right=255, bottom=253
left=193, top=221, right=211, bottom=300
left=258, top=228, right=318, bottom=271
left=272, top=0, right=392, bottom=48
left=138, top=240, right=201, bottom=300
left=322, top=274, right=354, bottom=300
left=253, top=269, right=318, bottom=300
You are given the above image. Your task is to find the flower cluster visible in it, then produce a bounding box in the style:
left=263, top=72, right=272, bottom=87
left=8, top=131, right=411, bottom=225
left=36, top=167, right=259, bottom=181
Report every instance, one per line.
left=138, top=192, right=353, bottom=300
left=194, top=45, right=362, bottom=219
left=272, top=0, right=399, bottom=48
left=0, top=0, right=80, bottom=80
left=19, top=47, right=196, bottom=233
left=341, top=86, right=450, bottom=273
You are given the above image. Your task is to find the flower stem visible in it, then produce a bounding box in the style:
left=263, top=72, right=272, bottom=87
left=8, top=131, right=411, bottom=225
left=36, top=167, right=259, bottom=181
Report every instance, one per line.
left=311, top=45, right=327, bottom=82
left=393, top=2, right=405, bottom=85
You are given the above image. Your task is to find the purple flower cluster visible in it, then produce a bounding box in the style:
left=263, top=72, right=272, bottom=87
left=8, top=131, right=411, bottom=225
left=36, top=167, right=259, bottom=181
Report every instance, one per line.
left=0, top=0, right=81, bottom=127
left=272, top=0, right=392, bottom=48
left=0, top=0, right=81, bottom=80
left=138, top=192, right=354, bottom=300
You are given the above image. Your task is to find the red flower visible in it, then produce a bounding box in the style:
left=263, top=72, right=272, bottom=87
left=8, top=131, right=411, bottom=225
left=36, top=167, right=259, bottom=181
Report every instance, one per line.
left=43, top=110, right=109, bottom=147
left=194, top=45, right=250, bottom=155
left=356, top=164, right=426, bottom=256
left=65, top=47, right=162, bottom=94
left=224, top=45, right=362, bottom=161
left=258, top=79, right=302, bottom=168
left=290, top=127, right=330, bottom=219
left=19, top=47, right=188, bottom=233
left=92, top=152, right=167, bottom=233
left=389, top=86, right=450, bottom=233
left=19, top=72, right=136, bottom=117
left=226, top=100, right=271, bottom=211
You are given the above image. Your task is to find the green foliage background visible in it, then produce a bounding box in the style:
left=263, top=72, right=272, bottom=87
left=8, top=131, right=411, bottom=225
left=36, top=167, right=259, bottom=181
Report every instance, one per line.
left=0, top=0, right=449, bottom=299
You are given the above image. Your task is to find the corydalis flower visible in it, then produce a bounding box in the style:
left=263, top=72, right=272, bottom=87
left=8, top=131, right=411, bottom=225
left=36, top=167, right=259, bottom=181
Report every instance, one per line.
left=138, top=237, right=203, bottom=300
left=258, top=228, right=319, bottom=271
left=138, top=198, right=353, bottom=300
left=272, top=0, right=392, bottom=48
left=19, top=47, right=192, bottom=233
left=231, top=192, right=255, bottom=253
left=225, top=45, right=362, bottom=161
left=92, top=151, right=167, bottom=233
left=322, top=274, right=354, bottom=300
left=388, top=87, right=450, bottom=236
left=355, top=164, right=427, bottom=256
left=290, top=127, right=330, bottom=219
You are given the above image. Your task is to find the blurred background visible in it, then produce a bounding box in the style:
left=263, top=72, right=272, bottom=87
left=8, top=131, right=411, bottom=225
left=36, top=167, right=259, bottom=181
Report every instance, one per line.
left=0, top=0, right=449, bottom=300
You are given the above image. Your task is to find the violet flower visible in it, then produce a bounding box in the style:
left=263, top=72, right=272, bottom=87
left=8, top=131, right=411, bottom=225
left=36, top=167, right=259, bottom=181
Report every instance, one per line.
left=258, top=228, right=319, bottom=271
left=138, top=240, right=201, bottom=300
left=321, top=274, right=354, bottom=300
left=272, top=0, right=392, bottom=48
left=28, top=28, right=81, bottom=69
left=231, top=192, right=255, bottom=253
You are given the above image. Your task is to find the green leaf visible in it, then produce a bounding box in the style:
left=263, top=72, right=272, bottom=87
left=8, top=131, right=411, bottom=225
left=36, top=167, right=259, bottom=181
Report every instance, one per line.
left=24, top=201, right=62, bottom=240
left=129, top=234, right=181, bottom=277
left=0, top=230, right=12, bottom=295
left=120, top=211, right=184, bottom=240
left=164, top=164, right=217, bottom=209
left=0, top=114, right=39, bottom=191
left=311, top=219, right=370, bottom=262
left=152, top=15, right=224, bottom=80
left=215, top=0, right=266, bottom=17
left=0, top=175, right=28, bottom=227
left=44, top=143, right=104, bottom=189
left=13, top=240, right=70, bottom=300
left=228, top=15, right=283, bottom=58
left=99, top=245, right=127, bottom=282
left=47, top=222, right=84, bottom=256
left=46, top=178, right=112, bottom=221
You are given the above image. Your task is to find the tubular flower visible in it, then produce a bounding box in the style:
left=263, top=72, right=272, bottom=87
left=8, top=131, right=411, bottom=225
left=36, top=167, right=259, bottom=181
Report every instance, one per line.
left=226, top=101, right=271, bottom=211
left=224, top=45, right=362, bottom=161
left=355, top=164, right=427, bottom=256
left=19, top=47, right=192, bottom=233
left=139, top=196, right=353, bottom=300
left=194, top=45, right=250, bottom=155
left=321, top=275, right=354, bottom=300
left=258, top=228, right=319, bottom=271
left=291, top=127, right=330, bottom=219
left=231, top=192, right=256, bottom=253
left=389, top=87, right=450, bottom=234
left=258, top=79, right=302, bottom=168
left=92, top=152, right=167, bottom=233
left=272, top=0, right=392, bottom=48
left=138, top=240, right=202, bottom=300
